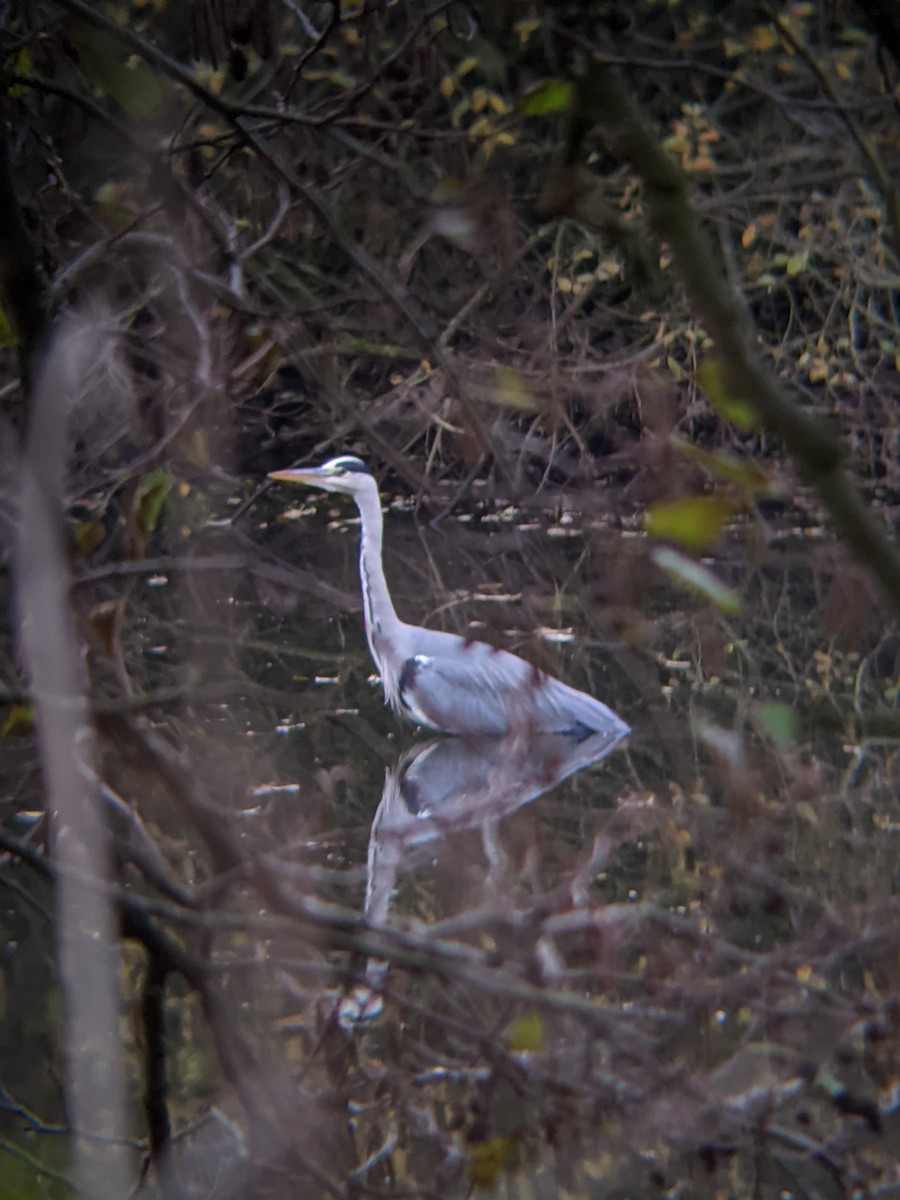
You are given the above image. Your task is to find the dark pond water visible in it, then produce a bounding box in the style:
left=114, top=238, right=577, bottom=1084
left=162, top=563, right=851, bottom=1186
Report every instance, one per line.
left=3, top=474, right=899, bottom=1197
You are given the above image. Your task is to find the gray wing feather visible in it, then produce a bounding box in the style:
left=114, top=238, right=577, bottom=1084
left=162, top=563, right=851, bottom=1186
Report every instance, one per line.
left=399, top=635, right=630, bottom=740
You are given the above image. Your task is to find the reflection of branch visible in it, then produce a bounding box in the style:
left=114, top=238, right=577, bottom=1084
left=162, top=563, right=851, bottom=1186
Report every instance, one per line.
left=75, top=550, right=361, bottom=613
left=141, top=960, right=187, bottom=1200
left=552, top=64, right=900, bottom=612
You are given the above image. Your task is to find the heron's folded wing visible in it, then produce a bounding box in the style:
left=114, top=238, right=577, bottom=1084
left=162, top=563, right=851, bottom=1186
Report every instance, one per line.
left=399, top=650, right=529, bottom=735
left=402, top=647, right=630, bottom=739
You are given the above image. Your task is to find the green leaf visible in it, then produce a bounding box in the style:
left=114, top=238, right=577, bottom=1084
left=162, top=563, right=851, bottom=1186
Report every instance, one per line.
left=645, top=495, right=735, bottom=550
left=72, top=28, right=169, bottom=118
left=697, top=359, right=758, bottom=432
left=133, top=469, right=173, bottom=540
left=652, top=547, right=742, bottom=615
left=671, top=438, right=774, bottom=494
left=518, top=79, right=573, bottom=115
left=505, top=1010, right=544, bottom=1052
left=755, top=702, right=795, bottom=746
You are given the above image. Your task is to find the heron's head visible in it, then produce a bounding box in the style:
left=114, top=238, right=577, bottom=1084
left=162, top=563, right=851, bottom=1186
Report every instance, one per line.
left=269, top=455, right=375, bottom=496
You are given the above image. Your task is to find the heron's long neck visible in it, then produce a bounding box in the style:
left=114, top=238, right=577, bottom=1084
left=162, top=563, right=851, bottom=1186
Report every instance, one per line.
left=356, top=484, right=401, bottom=664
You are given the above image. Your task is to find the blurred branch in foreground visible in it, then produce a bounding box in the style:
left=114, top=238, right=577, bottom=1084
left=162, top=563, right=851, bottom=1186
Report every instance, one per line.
left=12, top=317, right=129, bottom=1198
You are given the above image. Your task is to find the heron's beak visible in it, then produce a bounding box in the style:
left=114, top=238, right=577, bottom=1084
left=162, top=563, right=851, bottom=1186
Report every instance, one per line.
left=268, top=467, right=326, bottom=486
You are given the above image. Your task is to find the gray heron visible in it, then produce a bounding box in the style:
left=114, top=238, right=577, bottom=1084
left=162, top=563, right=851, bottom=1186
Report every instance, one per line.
left=269, top=456, right=630, bottom=742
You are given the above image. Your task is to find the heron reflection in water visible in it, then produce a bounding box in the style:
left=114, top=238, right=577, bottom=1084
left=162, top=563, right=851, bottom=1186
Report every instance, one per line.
left=269, top=457, right=630, bottom=743
left=338, top=727, right=622, bottom=1024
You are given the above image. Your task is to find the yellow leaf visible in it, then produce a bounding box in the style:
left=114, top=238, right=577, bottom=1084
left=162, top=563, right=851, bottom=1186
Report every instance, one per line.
left=74, top=518, right=106, bottom=557
left=663, top=133, right=690, bottom=155
left=183, top=429, right=210, bottom=469
left=468, top=1136, right=515, bottom=1189
left=749, top=24, right=778, bottom=51
left=457, top=56, right=479, bottom=77
left=2, top=703, right=35, bottom=738
left=450, top=98, right=469, bottom=127
left=645, top=495, right=737, bottom=551
left=505, top=1011, right=544, bottom=1052
left=741, top=223, right=757, bottom=248
left=835, top=59, right=851, bottom=82
left=439, top=74, right=454, bottom=98
left=514, top=17, right=541, bottom=44
left=785, top=250, right=809, bottom=276
left=493, top=367, right=536, bottom=412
